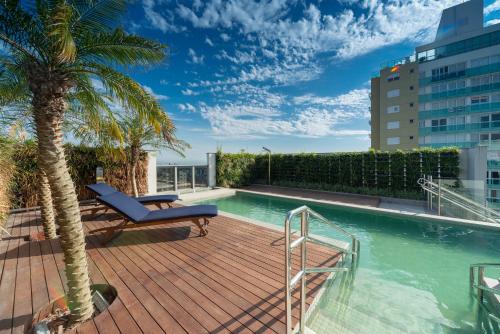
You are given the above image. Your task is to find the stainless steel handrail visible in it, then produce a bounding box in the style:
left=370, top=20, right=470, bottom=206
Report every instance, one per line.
left=418, top=177, right=500, bottom=223
left=285, top=206, right=359, bottom=334
left=470, top=263, right=500, bottom=303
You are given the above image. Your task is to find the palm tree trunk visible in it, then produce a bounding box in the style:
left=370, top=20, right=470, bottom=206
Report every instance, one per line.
left=131, top=161, right=138, bottom=197
left=33, top=92, right=93, bottom=323
left=37, top=168, right=57, bottom=239
left=130, top=146, right=139, bottom=197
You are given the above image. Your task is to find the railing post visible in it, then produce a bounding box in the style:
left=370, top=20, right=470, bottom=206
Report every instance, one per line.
left=174, top=166, right=178, bottom=193
left=192, top=166, right=196, bottom=192
left=285, top=215, right=292, bottom=334
left=438, top=178, right=442, bottom=216
left=478, top=266, right=484, bottom=303
left=429, top=175, right=433, bottom=211
left=299, top=211, right=308, bottom=334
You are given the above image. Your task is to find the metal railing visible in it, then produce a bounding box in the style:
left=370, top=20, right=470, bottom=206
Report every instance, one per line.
left=470, top=263, right=500, bottom=325
left=284, top=206, right=360, bottom=334
left=418, top=177, right=500, bottom=223
left=157, top=165, right=208, bottom=193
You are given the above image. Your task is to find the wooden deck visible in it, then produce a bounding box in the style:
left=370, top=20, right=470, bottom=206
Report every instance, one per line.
left=0, top=205, right=341, bottom=333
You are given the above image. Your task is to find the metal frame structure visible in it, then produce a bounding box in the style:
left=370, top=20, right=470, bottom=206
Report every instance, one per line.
left=470, top=263, right=500, bottom=325
left=418, top=177, right=500, bottom=223
left=284, top=206, right=360, bottom=334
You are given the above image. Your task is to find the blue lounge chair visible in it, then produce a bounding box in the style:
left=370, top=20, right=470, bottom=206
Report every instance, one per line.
left=88, top=192, right=217, bottom=244
left=86, top=183, right=178, bottom=209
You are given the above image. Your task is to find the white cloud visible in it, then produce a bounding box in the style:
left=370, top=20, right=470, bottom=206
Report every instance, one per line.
left=220, top=33, right=231, bottom=41
left=187, top=48, right=205, bottom=64
left=199, top=87, right=370, bottom=139
left=178, top=103, right=196, bottom=113
left=142, top=0, right=182, bottom=33
left=181, top=88, right=198, bottom=96
left=143, top=85, right=169, bottom=100
left=485, top=0, right=500, bottom=15
left=176, top=0, right=462, bottom=60
left=486, top=18, right=500, bottom=26
left=205, top=37, right=214, bottom=46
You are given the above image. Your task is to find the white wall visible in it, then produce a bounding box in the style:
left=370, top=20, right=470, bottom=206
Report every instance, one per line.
left=147, top=151, right=157, bottom=194
left=207, top=153, right=216, bottom=188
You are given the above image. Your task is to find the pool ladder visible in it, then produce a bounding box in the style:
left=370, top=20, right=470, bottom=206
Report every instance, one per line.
left=284, top=206, right=360, bottom=334
left=470, top=263, right=500, bottom=330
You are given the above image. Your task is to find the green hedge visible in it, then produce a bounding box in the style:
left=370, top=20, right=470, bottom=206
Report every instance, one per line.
left=216, top=148, right=460, bottom=200
left=10, top=141, right=148, bottom=209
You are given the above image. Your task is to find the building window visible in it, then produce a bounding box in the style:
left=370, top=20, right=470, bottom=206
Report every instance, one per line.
left=409, top=102, right=414, bottom=107
left=409, top=85, right=414, bottom=90
left=387, top=137, right=400, bottom=145
left=386, top=105, right=400, bottom=114
left=410, top=119, right=414, bottom=124
left=387, top=121, right=400, bottom=130
left=410, top=69, right=414, bottom=74
left=471, top=96, right=489, bottom=104
left=387, top=89, right=400, bottom=98
left=410, top=136, right=414, bottom=140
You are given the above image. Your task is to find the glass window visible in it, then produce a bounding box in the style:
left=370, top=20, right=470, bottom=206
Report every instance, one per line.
left=471, top=56, right=489, bottom=68
left=480, top=133, right=489, bottom=141
left=493, top=133, right=500, bottom=141
left=387, top=121, right=400, bottom=129
left=387, top=137, right=400, bottom=145
left=387, top=89, right=400, bottom=98
left=432, top=119, right=439, bottom=127
left=492, top=93, right=500, bottom=102
left=386, top=105, right=400, bottom=114
left=471, top=96, right=490, bottom=104
left=492, top=73, right=500, bottom=83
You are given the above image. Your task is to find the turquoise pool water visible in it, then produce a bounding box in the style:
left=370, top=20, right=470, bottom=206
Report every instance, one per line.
left=196, top=192, right=500, bottom=334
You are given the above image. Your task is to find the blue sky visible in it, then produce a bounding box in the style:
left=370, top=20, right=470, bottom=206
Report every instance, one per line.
left=118, top=0, right=500, bottom=163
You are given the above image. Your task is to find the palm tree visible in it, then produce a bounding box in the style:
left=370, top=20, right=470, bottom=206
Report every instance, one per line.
left=0, top=0, right=169, bottom=323
left=0, top=70, right=58, bottom=238
left=74, top=111, right=189, bottom=197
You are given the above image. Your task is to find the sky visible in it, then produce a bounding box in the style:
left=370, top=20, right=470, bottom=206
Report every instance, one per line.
left=118, top=0, right=500, bottom=164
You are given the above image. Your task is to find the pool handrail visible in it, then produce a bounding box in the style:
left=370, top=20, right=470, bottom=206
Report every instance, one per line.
left=284, top=205, right=360, bottom=334
left=418, top=177, right=500, bottom=223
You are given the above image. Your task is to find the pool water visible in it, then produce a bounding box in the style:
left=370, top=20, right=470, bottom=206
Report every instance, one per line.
left=196, top=192, right=500, bottom=334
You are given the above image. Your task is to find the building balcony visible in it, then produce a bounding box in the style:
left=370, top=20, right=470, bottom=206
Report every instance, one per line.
left=419, top=62, right=500, bottom=86
left=419, top=82, right=500, bottom=103
left=419, top=121, right=500, bottom=136
left=419, top=102, right=500, bottom=120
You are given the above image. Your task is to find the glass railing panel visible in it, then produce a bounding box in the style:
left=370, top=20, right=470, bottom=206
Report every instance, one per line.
left=177, top=167, right=193, bottom=190
left=194, top=166, right=208, bottom=188
left=157, top=166, right=175, bottom=192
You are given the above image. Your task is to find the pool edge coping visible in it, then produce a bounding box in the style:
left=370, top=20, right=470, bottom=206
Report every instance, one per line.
left=232, top=188, right=500, bottom=231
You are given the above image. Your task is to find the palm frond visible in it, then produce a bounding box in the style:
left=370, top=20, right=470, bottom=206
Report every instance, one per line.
left=71, top=0, right=127, bottom=32
left=48, top=2, right=77, bottom=63
left=78, top=28, right=166, bottom=66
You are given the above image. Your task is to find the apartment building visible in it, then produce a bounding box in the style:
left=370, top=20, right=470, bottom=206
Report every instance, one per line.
left=370, top=61, right=419, bottom=151
left=370, top=0, right=500, bottom=204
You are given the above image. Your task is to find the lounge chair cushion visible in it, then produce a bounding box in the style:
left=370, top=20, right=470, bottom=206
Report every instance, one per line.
left=137, top=194, right=179, bottom=204
left=86, top=183, right=117, bottom=196
left=97, top=192, right=217, bottom=224
left=141, top=205, right=218, bottom=223
left=97, top=192, right=150, bottom=222
left=87, top=183, right=179, bottom=203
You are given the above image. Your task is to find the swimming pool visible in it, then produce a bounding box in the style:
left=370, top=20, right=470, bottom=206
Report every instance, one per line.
left=196, top=191, right=500, bottom=334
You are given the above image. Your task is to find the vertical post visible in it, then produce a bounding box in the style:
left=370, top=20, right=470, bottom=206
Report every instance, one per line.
left=429, top=175, right=433, bottom=211
left=438, top=178, right=442, bottom=216
left=299, top=211, right=308, bottom=334
left=174, top=166, right=178, bottom=193
left=478, top=266, right=484, bottom=303
left=192, top=166, right=196, bottom=192
left=284, top=214, right=292, bottom=334
left=268, top=152, right=271, bottom=186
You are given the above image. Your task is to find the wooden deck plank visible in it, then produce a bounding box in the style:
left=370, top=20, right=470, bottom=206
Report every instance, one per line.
left=0, top=208, right=340, bottom=334
left=0, top=211, right=21, bottom=334
left=12, top=211, right=33, bottom=334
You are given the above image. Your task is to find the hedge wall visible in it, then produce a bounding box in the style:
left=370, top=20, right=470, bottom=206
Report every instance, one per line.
left=216, top=148, right=460, bottom=200
left=10, top=141, right=148, bottom=209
